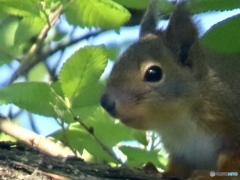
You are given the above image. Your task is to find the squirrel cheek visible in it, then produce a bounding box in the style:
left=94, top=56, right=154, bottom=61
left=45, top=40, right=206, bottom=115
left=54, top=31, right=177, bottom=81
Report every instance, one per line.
left=117, top=104, right=159, bottom=130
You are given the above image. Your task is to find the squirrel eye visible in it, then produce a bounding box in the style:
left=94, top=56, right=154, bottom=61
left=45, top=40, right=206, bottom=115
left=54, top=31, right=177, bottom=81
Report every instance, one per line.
left=144, top=65, right=163, bottom=82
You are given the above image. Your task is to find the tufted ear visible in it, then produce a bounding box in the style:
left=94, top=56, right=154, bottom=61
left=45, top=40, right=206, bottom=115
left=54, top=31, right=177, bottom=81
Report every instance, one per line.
left=165, top=5, right=198, bottom=67
left=139, top=0, right=159, bottom=37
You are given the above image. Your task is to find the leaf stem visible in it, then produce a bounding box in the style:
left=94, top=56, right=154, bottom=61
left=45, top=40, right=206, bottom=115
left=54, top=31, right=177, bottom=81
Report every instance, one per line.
left=71, top=113, right=123, bottom=165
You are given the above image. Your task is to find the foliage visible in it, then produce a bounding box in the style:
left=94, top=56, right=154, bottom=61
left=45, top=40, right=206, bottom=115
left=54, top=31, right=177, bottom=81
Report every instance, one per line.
left=0, top=0, right=239, bottom=171
left=201, top=14, right=240, bottom=53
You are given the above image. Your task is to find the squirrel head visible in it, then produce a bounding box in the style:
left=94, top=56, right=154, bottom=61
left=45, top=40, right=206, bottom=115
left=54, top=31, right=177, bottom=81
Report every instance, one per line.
left=101, top=2, right=207, bottom=130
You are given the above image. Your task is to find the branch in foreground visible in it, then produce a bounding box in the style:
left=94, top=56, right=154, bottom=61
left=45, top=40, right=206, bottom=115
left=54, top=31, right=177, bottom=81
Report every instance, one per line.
left=0, top=141, right=163, bottom=180
left=0, top=117, right=76, bottom=157
left=0, top=116, right=163, bottom=179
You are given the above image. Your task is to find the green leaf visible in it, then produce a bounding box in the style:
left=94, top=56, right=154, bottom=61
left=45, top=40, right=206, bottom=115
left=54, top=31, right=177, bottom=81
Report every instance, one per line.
left=55, top=123, right=119, bottom=163
left=0, top=132, right=16, bottom=141
left=28, top=63, right=47, bottom=82
left=119, top=146, right=165, bottom=168
left=113, top=0, right=149, bottom=9
left=107, top=45, right=120, bottom=61
left=201, top=14, right=240, bottom=54
left=51, top=81, right=65, bottom=99
left=59, top=45, right=108, bottom=101
left=0, top=53, right=12, bottom=66
left=113, top=0, right=174, bottom=14
left=63, top=0, right=131, bottom=29
left=15, top=16, right=46, bottom=46
left=187, top=0, right=240, bottom=14
left=54, top=107, right=147, bottom=163
left=72, top=82, right=104, bottom=108
left=72, top=82, right=104, bottom=120
left=0, top=82, right=69, bottom=119
left=81, top=107, right=146, bottom=147
left=0, top=0, right=41, bottom=17
left=73, top=105, right=99, bottom=120
left=0, top=16, right=20, bottom=65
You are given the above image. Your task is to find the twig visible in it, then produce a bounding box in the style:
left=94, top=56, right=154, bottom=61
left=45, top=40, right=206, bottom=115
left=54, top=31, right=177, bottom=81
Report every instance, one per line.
left=73, top=116, right=123, bottom=165
left=44, top=49, right=65, bottom=81
left=0, top=117, right=77, bottom=157
left=59, top=118, right=78, bottom=156
left=7, top=5, right=63, bottom=84
left=46, top=29, right=107, bottom=57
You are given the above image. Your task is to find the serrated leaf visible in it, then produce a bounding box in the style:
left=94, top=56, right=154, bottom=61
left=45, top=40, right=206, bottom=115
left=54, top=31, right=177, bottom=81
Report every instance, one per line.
left=187, top=0, right=240, bottom=14
left=63, top=0, right=131, bottom=29
left=15, top=16, right=46, bottom=46
left=0, top=0, right=41, bottom=17
left=0, top=82, right=70, bottom=119
left=59, top=45, right=108, bottom=101
left=201, top=14, right=240, bottom=54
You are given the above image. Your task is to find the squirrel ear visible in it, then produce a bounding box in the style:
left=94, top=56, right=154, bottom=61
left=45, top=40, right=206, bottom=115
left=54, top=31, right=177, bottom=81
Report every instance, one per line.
left=165, top=5, right=198, bottom=67
left=139, top=0, right=159, bottom=37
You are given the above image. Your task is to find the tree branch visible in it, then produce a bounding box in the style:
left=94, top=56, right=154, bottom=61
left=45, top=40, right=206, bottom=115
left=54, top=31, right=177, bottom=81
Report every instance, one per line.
left=7, top=5, right=63, bottom=85
left=45, top=29, right=106, bottom=58
left=0, top=116, right=76, bottom=157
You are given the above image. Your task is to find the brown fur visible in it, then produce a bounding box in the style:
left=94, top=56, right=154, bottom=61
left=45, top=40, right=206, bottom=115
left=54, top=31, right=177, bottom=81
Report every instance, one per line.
left=101, top=0, right=240, bottom=179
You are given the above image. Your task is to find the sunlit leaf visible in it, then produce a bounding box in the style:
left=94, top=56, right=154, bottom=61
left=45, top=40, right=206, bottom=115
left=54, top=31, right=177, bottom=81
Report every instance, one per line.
left=0, top=16, right=20, bottom=65
left=59, top=45, right=108, bottom=100
left=0, top=82, right=70, bottom=119
left=15, top=16, right=46, bottom=46
left=63, top=0, right=131, bottom=29
left=0, top=0, right=41, bottom=17
left=72, top=82, right=104, bottom=108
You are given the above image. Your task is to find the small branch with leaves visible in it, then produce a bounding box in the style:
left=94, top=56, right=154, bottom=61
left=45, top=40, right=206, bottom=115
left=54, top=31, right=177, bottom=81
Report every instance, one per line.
left=8, top=5, right=63, bottom=85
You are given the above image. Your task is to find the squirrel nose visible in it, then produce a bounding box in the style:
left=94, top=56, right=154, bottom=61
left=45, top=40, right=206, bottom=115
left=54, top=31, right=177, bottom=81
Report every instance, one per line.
left=100, top=94, right=116, bottom=114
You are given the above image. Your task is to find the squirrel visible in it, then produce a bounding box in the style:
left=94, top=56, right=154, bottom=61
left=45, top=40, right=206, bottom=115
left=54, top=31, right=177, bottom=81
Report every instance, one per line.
left=100, top=0, right=240, bottom=179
